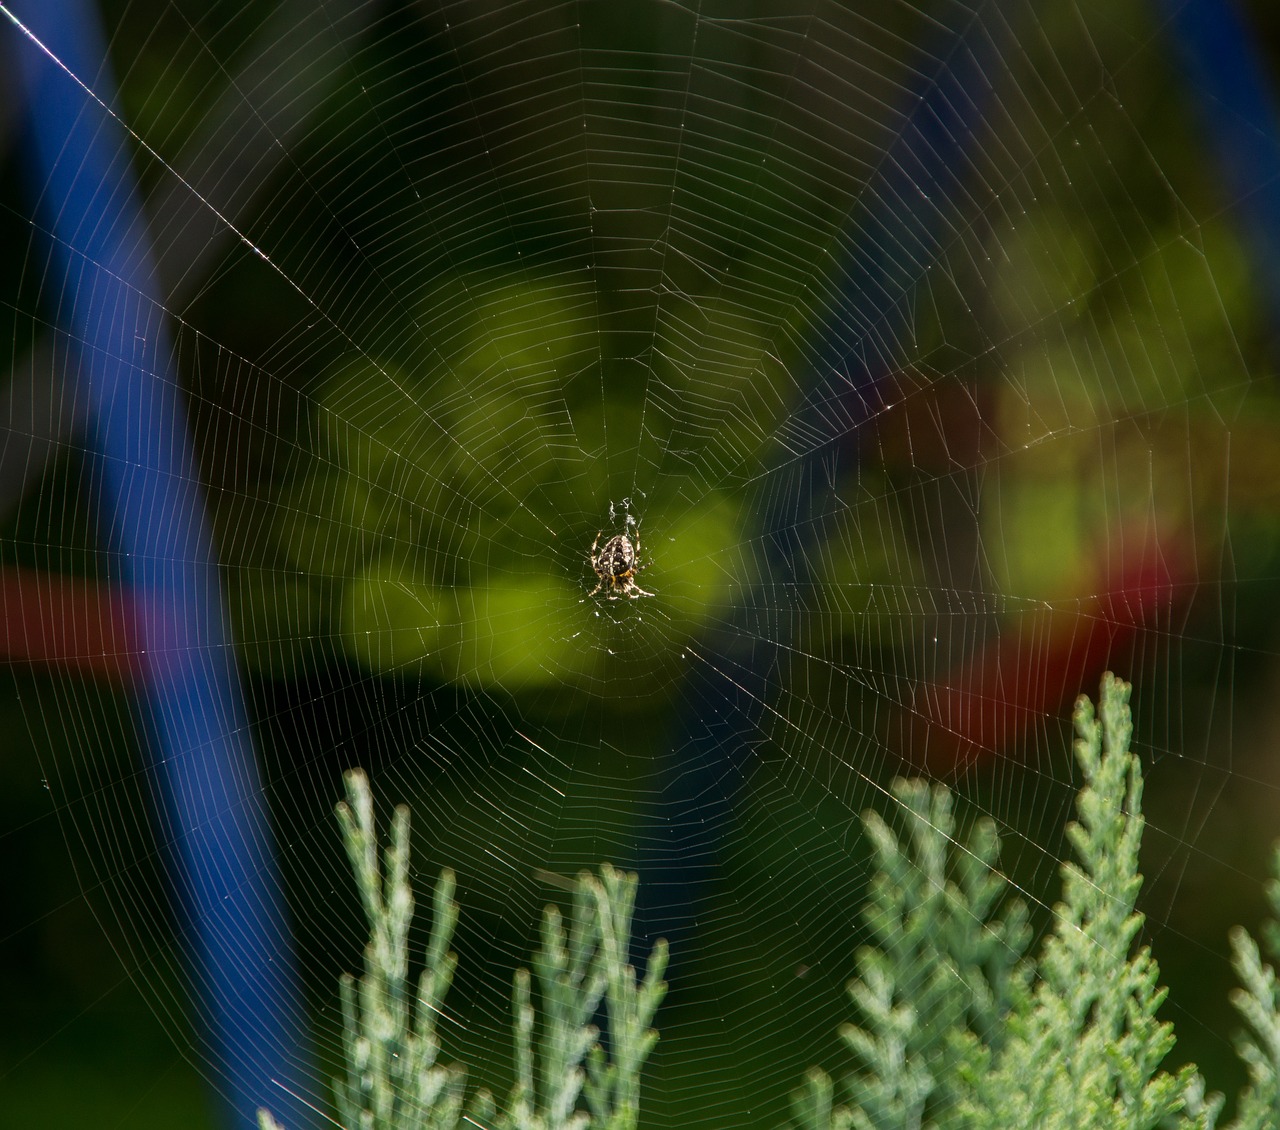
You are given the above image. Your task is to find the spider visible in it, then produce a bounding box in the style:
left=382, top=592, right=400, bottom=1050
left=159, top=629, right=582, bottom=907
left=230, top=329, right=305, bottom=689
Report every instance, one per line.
left=588, top=528, right=653, bottom=599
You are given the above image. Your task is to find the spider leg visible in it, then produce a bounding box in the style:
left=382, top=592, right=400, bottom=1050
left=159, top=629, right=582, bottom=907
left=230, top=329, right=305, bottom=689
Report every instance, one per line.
left=624, top=575, right=654, bottom=598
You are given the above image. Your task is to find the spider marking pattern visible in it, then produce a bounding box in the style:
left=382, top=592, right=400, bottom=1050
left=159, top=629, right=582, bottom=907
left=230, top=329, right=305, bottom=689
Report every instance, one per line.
left=588, top=529, right=653, bottom=599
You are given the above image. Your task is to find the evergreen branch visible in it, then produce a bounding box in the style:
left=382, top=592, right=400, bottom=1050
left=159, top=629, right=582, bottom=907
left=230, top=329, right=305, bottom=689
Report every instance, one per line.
left=968, top=673, right=1190, bottom=1129
left=331, top=768, right=471, bottom=1130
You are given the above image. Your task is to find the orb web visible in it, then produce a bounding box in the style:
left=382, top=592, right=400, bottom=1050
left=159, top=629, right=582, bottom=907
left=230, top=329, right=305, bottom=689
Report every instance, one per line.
left=2, top=0, right=1277, bottom=1126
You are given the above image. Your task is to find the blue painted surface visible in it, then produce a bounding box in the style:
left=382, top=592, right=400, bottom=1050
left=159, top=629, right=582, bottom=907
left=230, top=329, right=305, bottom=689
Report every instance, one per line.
left=10, top=1, right=313, bottom=1125
left=1158, top=0, right=1280, bottom=324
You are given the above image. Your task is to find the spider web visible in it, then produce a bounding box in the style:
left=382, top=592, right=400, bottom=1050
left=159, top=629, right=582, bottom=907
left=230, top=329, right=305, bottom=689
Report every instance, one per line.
left=2, top=0, right=1278, bottom=1126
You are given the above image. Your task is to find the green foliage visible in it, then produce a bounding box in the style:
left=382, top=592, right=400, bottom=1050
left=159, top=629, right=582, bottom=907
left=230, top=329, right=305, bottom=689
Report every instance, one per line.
left=330, top=770, right=467, bottom=1129
left=501, top=864, right=667, bottom=1130
left=257, top=768, right=666, bottom=1130
left=1215, top=844, right=1280, bottom=1130
left=790, top=673, right=1280, bottom=1130
left=789, top=778, right=1030, bottom=1130
left=964, top=673, right=1190, bottom=1129
left=259, top=679, right=1280, bottom=1130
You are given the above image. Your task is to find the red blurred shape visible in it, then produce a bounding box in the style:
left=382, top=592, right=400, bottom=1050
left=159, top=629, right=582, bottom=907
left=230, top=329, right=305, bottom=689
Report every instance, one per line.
left=903, top=526, right=1186, bottom=774
left=0, top=566, right=143, bottom=682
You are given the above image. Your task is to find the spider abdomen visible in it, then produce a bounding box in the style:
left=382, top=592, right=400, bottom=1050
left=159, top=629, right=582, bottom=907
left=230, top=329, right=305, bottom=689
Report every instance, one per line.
left=588, top=528, right=652, bottom=599
left=599, top=535, right=635, bottom=578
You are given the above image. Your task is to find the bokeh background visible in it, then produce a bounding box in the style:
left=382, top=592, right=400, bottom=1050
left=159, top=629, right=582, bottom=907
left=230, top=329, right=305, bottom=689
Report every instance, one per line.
left=3, top=0, right=1280, bottom=1126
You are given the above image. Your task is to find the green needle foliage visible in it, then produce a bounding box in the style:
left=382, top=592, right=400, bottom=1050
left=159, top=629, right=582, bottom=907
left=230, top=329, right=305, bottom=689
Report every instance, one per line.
left=259, top=678, right=1280, bottom=1130
left=502, top=863, right=667, bottom=1130
left=330, top=770, right=468, bottom=1130
left=257, top=769, right=667, bottom=1130
left=1213, top=844, right=1280, bottom=1130
left=788, top=673, right=1280, bottom=1130
left=789, top=777, right=1031, bottom=1130
left=964, top=672, right=1190, bottom=1129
